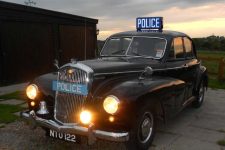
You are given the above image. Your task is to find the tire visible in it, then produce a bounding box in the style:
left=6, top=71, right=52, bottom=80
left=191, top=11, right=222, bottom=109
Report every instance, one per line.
left=192, top=81, right=205, bottom=108
left=126, top=104, right=156, bottom=150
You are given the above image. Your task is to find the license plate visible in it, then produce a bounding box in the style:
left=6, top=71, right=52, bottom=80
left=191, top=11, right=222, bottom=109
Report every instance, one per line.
left=48, top=129, right=80, bottom=143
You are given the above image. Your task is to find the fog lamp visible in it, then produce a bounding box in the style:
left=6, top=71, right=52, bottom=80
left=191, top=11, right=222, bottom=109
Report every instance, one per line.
left=80, top=110, right=92, bottom=125
left=30, top=101, right=35, bottom=107
left=103, top=95, right=119, bottom=114
left=26, top=84, right=38, bottom=100
left=109, top=116, right=115, bottom=122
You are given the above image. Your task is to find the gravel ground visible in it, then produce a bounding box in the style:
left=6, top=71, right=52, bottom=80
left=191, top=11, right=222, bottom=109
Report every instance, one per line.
left=0, top=121, right=126, bottom=150
left=1, top=88, right=225, bottom=150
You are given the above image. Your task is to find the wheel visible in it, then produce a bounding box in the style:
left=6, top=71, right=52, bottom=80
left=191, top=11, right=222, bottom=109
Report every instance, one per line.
left=126, top=105, right=156, bottom=150
left=192, top=81, right=205, bottom=108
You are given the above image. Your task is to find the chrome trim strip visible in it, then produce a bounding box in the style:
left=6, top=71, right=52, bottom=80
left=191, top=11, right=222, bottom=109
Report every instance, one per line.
left=94, top=70, right=144, bottom=76
left=94, top=65, right=189, bottom=76
left=21, top=111, right=129, bottom=142
left=60, top=62, right=94, bottom=74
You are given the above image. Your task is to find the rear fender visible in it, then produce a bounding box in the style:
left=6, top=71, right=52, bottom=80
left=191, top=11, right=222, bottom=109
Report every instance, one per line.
left=196, top=66, right=208, bottom=92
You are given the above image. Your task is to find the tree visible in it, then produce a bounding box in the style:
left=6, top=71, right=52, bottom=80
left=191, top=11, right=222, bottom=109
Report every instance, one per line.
left=24, top=0, right=36, bottom=6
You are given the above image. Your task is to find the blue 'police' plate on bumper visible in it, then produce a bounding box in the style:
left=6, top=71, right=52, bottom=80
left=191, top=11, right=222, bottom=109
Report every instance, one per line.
left=52, top=81, right=88, bottom=96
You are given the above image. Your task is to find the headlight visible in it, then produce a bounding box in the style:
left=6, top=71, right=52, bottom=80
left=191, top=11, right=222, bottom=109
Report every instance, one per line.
left=26, top=84, right=38, bottom=100
left=80, top=110, right=92, bottom=125
left=103, top=95, right=119, bottom=114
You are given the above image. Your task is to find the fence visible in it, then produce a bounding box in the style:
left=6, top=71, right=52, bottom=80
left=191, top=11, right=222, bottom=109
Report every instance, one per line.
left=199, top=56, right=225, bottom=80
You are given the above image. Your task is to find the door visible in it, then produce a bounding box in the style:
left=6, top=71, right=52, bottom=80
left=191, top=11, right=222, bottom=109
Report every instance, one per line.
left=165, top=37, right=187, bottom=112
left=182, top=37, right=199, bottom=100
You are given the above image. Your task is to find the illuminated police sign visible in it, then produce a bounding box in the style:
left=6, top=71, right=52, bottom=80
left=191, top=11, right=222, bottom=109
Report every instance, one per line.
left=136, top=17, right=163, bottom=32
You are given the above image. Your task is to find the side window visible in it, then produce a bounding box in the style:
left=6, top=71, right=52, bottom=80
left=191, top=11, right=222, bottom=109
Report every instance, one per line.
left=168, top=37, right=185, bottom=60
left=183, top=37, right=194, bottom=58
left=174, top=37, right=185, bottom=58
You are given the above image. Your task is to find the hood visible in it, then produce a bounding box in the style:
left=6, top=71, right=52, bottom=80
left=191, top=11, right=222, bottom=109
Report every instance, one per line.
left=33, top=57, right=163, bottom=97
left=80, top=57, right=161, bottom=75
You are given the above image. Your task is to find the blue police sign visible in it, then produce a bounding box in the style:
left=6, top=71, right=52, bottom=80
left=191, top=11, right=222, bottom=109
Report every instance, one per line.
left=52, top=81, right=88, bottom=96
left=136, top=17, right=163, bottom=32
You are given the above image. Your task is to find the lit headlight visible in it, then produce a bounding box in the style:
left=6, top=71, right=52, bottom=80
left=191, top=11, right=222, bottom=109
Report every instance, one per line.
left=80, top=110, right=92, bottom=125
left=26, top=84, right=38, bottom=100
left=103, top=95, right=119, bottom=114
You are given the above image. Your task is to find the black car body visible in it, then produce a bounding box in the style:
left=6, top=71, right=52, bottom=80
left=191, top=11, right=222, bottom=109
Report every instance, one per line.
left=21, top=30, right=208, bottom=149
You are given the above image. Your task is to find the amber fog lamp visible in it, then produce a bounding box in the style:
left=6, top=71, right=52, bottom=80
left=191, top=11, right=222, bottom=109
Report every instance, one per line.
left=80, top=110, right=92, bottom=125
left=26, top=84, right=38, bottom=100
left=103, top=95, right=119, bottom=114
left=30, top=101, right=35, bottom=107
left=109, top=116, right=115, bottom=122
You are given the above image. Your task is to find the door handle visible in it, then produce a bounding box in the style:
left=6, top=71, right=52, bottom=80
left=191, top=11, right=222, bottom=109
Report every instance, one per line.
left=183, top=64, right=188, bottom=68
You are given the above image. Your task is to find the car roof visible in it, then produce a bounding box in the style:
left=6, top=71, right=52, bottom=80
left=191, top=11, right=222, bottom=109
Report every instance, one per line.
left=109, top=30, right=189, bottom=39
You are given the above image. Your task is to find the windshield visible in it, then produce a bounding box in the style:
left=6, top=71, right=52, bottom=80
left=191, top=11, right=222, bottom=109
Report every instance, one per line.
left=101, top=37, right=166, bottom=59
left=101, top=37, right=132, bottom=56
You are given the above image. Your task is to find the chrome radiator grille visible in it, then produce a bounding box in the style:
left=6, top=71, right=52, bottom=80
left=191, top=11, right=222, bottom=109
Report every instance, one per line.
left=55, top=66, right=89, bottom=124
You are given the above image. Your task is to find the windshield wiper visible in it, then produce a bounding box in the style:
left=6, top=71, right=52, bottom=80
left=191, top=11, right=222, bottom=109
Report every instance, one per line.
left=111, top=50, right=126, bottom=55
left=128, top=52, right=155, bottom=59
left=130, top=51, right=142, bottom=56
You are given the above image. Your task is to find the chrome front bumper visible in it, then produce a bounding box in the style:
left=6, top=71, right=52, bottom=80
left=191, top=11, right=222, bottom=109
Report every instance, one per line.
left=20, top=111, right=129, bottom=144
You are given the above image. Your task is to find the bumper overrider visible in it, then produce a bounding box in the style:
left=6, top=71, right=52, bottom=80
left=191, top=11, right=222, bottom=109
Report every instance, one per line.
left=20, top=110, right=129, bottom=144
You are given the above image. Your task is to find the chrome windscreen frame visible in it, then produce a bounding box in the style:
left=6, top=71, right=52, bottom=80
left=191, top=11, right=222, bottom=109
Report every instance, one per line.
left=54, top=62, right=94, bottom=125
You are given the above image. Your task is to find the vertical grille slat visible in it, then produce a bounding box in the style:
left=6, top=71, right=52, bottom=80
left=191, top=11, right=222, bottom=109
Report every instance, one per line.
left=55, top=66, right=89, bottom=124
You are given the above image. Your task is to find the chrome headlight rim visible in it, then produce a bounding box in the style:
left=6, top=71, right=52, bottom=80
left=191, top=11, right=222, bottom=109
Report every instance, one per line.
left=103, top=95, right=120, bottom=115
left=26, top=84, right=38, bottom=100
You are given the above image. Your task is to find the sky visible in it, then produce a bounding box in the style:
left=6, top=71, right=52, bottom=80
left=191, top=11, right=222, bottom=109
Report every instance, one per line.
left=4, top=0, right=225, bottom=40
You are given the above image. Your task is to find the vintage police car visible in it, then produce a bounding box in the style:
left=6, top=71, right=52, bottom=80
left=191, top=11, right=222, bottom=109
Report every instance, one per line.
left=21, top=18, right=208, bottom=150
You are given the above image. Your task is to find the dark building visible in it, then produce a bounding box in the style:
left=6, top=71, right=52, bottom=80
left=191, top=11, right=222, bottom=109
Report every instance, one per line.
left=0, top=1, right=98, bottom=84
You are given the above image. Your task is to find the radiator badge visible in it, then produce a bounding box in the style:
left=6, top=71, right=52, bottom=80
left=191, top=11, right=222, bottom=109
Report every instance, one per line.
left=52, top=81, right=88, bottom=96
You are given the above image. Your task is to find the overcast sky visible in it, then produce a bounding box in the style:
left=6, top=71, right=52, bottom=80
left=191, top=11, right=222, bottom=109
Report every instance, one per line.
left=4, top=0, right=225, bottom=40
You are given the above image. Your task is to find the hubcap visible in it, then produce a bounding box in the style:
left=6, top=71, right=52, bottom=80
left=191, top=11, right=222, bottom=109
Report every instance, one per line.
left=138, top=112, right=153, bottom=143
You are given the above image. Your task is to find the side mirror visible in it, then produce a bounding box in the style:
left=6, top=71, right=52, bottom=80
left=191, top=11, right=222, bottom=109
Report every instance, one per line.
left=144, top=66, right=153, bottom=76
left=53, top=59, right=59, bottom=69
left=139, top=66, right=153, bottom=80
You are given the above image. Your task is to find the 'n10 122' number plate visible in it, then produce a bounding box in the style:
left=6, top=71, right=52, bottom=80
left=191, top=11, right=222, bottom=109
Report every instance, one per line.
left=49, top=129, right=79, bottom=143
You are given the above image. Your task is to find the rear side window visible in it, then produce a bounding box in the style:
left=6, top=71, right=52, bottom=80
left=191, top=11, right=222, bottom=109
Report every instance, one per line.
left=183, top=37, right=194, bottom=58
left=168, top=37, right=185, bottom=60
left=174, top=37, right=185, bottom=58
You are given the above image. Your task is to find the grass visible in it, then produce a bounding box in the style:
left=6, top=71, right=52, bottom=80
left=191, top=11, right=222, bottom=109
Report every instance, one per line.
left=208, top=79, right=225, bottom=89
left=0, top=104, right=24, bottom=123
left=217, top=129, right=225, bottom=133
left=0, top=124, right=5, bottom=128
left=0, top=91, right=26, bottom=101
left=197, top=50, right=225, bottom=89
left=217, top=140, right=225, bottom=146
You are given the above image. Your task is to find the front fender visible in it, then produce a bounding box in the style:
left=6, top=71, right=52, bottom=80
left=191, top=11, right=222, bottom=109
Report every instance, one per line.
left=105, top=76, right=185, bottom=103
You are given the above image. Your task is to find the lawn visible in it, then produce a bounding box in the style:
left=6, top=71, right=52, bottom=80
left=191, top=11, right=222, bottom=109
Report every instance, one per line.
left=0, top=104, right=24, bottom=123
left=197, top=50, right=225, bottom=89
left=0, top=91, right=26, bottom=101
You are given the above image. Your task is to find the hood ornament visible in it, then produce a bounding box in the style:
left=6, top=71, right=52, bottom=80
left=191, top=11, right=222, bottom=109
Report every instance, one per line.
left=71, top=58, right=77, bottom=64
left=53, top=59, right=59, bottom=69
